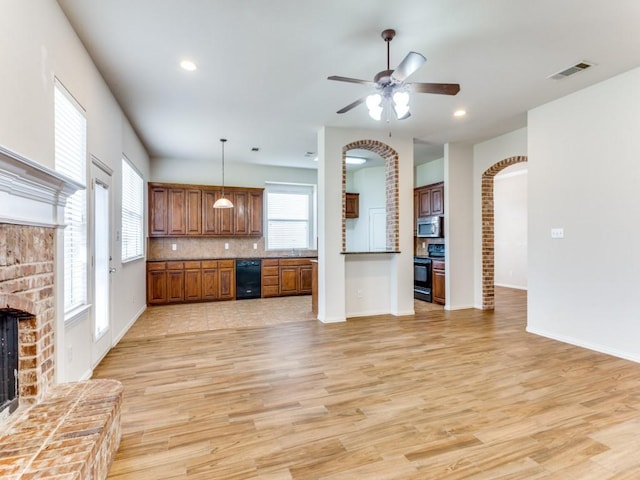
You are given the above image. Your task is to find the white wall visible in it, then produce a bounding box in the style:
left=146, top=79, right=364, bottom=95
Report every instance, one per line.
left=415, top=158, right=444, bottom=186
left=1, top=1, right=150, bottom=381
left=472, top=128, right=528, bottom=307
left=151, top=157, right=317, bottom=187
left=345, top=166, right=386, bottom=252
left=528, top=66, right=640, bottom=362
left=494, top=165, right=528, bottom=289
left=318, top=127, right=414, bottom=322
left=444, top=143, right=475, bottom=310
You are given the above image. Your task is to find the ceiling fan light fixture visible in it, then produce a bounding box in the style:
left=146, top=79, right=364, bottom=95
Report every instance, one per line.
left=366, top=93, right=383, bottom=120
left=392, top=90, right=411, bottom=120
left=214, top=138, right=234, bottom=209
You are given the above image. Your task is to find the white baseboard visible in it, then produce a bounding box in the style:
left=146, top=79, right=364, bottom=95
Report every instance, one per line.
left=495, top=283, right=528, bottom=290
left=112, top=304, right=146, bottom=346
left=80, top=368, right=93, bottom=381
left=445, top=304, right=477, bottom=311
left=526, top=326, right=640, bottom=364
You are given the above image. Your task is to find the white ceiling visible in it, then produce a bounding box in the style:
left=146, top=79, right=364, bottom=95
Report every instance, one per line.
left=56, top=0, right=640, bottom=170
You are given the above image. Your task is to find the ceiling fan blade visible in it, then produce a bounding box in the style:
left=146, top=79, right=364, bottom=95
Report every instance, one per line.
left=391, top=51, right=426, bottom=83
left=328, top=75, right=375, bottom=87
left=410, top=82, right=461, bottom=95
left=337, top=97, right=366, bottom=114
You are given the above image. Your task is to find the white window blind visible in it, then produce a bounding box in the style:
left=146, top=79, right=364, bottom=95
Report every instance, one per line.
left=54, top=81, right=87, bottom=315
left=266, top=183, right=315, bottom=250
left=121, top=157, right=144, bottom=261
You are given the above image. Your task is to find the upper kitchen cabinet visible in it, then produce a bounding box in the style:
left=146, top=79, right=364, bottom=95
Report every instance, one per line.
left=150, top=182, right=263, bottom=238
left=415, top=181, right=444, bottom=218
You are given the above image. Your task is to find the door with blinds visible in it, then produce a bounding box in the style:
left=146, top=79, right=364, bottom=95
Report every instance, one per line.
left=91, top=158, right=113, bottom=366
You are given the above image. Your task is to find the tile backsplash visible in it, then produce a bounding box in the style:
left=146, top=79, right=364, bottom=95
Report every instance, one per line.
left=148, top=237, right=317, bottom=260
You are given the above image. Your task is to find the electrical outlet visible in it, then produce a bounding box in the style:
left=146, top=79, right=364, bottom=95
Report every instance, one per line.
left=356, top=289, right=363, bottom=299
left=171, top=243, right=177, bottom=251
left=551, top=228, right=564, bottom=239
left=253, top=243, right=258, bottom=250
left=224, top=242, right=229, bottom=250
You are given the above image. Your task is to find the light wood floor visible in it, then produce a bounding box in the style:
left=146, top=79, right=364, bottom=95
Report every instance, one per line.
left=94, top=289, right=640, bottom=479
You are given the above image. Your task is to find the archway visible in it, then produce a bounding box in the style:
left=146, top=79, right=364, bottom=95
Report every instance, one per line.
left=481, top=155, right=528, bottom=309
left=341, top=139, right=399, bottom=253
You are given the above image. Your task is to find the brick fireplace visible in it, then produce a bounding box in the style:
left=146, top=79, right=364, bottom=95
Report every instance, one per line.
left=0, top=224, right=56, bottom=420
left=0, top=145, right=80, bottom=424
left=0, top=146, right=123, bottom=480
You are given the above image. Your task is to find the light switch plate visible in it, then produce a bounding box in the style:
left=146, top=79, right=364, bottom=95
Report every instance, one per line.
left=551, top=228, right=564, bottom=239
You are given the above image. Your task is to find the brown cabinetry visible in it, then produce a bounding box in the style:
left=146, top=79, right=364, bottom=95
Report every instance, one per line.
left=147, top=259, right=235, bottom=304
left=432, top=259, right=445, bottom=305
left=261, top=258, right=314, bottom=297
left=149, top=182, right=263, bottom=238
left=345, top=193, right=359, bottom=219
left=414, top=182, right=444, bottom=219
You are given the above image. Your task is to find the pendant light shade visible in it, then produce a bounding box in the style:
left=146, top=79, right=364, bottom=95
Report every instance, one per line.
left=213, top=138, right=234, bottom=209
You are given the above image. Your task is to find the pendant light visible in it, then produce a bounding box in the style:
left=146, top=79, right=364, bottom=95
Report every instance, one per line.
left=213, top=138, right=233, bottom=209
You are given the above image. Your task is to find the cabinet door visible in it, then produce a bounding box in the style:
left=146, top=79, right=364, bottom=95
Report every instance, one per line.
left=218, top=261, right=235, bottom=300
left=167, top=270, right=185, bottom=303
left=299, top=265, right=313, bottom=294
left=217, top=191, right=234, bottom=235
left=147, top=270, right=167, bottom=304
left=249, top=190, right=263, bottom=236
left=417, top=188, right=431, bottom=218
left=202, top=266, right=219, bottom=300
left=149, top=186, right=168, bottom=236
left=233, top=191, right=249, bottom=235
left=167, top=188, right=187, bottom=235
left=345, top=193, right=359, bottom=218
left=184, top=269, right=202, bottom=301
left=280, top=266, right=299, bottom=295
left=186, top=189, right=202, bottom=235
left=430, top=184, right=444, bottom=216
left=432, top=261, right=445, bottom=305
left=202, top=190, right=218, bottom=235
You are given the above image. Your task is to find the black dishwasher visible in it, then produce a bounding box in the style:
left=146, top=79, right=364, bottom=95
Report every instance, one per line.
left=235, top=259, right=262, bottom=299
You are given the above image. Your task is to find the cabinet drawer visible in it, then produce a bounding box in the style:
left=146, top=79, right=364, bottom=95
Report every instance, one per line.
left=166, top=261, right=184, bottom=270
left=184, top=261, right=201, bottom=269
left=262, top=276, right=279, bottom=286
left=218, top=259, right=234, bottom=268
left=262, top=259, right=279, bottom=267
left=432, top=260, right=445, bottom=270
left=147, top=262, right=166, bottom=271
left=262, top=266, right=279, bottom=277
left=280, top=258, right=311, bottom=267
left=201, top=260, right=218, bottom=269
left=262, top=285, right=279, bottom=297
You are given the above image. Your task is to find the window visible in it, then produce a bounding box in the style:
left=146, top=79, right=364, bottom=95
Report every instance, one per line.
left=121, top=157, right=144, bottom=261
left=54, top=81, right=87, bottom=315
left=266, top=183, right=316, bottom=250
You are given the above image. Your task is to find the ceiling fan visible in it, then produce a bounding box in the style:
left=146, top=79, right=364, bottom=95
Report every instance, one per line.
left=328, top=29, right=460, bottom=120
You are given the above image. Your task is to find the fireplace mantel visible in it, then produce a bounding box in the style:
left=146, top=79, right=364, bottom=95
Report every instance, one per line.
left=0, top=144, right=84, bottom=228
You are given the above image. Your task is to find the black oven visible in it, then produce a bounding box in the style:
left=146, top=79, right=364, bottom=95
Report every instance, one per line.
left=414, top=257, right=432, bottom=302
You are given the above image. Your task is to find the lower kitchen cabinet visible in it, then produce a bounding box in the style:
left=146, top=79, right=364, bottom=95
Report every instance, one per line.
left=432, top=259, right=446, bottom=305
left=147, top=260, right=235, bottom=305
left=261, top=258, right=314, bottom=297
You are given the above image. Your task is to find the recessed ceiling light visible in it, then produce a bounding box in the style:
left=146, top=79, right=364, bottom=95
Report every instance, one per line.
left=454, top=109, right=467, bottom=117
left=180, top=60, right=197, bottom=71
left=345, top=156, right=367, bottom=165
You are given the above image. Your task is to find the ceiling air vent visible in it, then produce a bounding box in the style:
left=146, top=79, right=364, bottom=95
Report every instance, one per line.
left=549, top=61, right=593, bottom=80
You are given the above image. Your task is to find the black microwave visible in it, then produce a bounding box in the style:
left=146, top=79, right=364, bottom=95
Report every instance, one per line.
left=417, top=216, right=443, bottom=238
